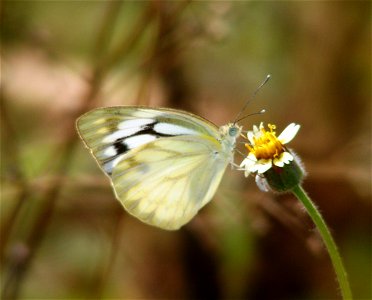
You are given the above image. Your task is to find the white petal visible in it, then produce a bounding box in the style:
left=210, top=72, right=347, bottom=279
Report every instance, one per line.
left=247, top=164, right=259, bottom=173
left=252, top=122, right=263, bottom=133
left=240, top=156, right=257, bottom=177
left=256, top=159, right=272, bottom=174
left=247, top=152, right=257, bottom=162
left=255, top=175, right=270, bottom=192
left=278, top=123, right=300, bottom=144
left=273, top=152, right=293, bottom=167
left=240, top=154, right=256, bottom=168
left=281, top=151, right=294, bottom=164
left=240, top=158, right=248, bottom=168
left=273, top=158, right=284, bottom=167
left=252, top=122, right=264, bottom=138
left=240, top=153, right=261, bottom=176
left=247, top=131, right=255, bottom=144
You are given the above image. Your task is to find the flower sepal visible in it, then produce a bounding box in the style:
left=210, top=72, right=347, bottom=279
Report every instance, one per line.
left=260, top=155, right=304, bottom=192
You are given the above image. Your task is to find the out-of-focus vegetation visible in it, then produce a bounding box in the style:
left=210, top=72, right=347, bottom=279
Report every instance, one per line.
left=1, top=1, right=370, bottom=299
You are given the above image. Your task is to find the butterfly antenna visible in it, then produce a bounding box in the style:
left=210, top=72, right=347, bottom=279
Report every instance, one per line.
left=233, top=74, right=271, bottom=123
left=235, top=109, right=266, bottom=123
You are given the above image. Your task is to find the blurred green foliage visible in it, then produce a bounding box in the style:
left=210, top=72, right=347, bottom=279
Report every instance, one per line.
left=1, top=1, right=370, bottom=299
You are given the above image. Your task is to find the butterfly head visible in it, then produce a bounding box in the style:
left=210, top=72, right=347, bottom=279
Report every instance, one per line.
left=228, top=125, right=241, bottom=137
left=219, top=123, right=242, bottom=148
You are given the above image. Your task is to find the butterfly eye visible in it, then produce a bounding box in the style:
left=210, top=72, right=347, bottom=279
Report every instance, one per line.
left=229, top=127, right=238, bottom=137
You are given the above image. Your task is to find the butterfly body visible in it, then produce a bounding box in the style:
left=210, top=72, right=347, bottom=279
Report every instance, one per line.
left=77, top=106, right=241, bottom=230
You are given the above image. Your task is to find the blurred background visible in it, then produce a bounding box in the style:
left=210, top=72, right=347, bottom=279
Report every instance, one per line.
left=1, top=1, right=370, bottom=299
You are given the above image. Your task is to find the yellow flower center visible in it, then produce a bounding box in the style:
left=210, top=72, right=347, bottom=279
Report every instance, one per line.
left=245, top=124, right=284, bottom=160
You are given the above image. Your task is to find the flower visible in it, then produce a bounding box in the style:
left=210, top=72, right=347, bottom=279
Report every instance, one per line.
left=240, top=122, right=300, bottom=177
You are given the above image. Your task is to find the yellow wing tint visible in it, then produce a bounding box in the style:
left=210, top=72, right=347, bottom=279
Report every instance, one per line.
left=111, top=135, right=230, bottom=230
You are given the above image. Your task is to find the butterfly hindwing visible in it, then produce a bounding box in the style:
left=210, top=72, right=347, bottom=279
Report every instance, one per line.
left=111, top=135, right=230, bottom=230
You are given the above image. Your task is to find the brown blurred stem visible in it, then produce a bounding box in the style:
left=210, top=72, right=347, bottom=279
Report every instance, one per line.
left=93, top=1, right=124, bottom=62
left=89, top=211, right=125, bottom=298
left=97, top=3, right=154, bottom=77
left=0, top=94, right=29, bottom=262
left=136, top=0, right=191, bottom=105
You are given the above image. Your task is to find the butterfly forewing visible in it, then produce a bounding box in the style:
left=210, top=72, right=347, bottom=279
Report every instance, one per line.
left=76, top=106, right=220, bottom=175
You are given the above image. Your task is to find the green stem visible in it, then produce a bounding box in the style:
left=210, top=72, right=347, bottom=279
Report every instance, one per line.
left=291, top=185, right=352, bottom=300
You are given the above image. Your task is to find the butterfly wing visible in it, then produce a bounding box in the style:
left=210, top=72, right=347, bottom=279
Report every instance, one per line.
left=76, top=106, right=220, bottom=175
left=111, top=135, right=230, bottom=230
left=76, top=106, right=232, bottom=230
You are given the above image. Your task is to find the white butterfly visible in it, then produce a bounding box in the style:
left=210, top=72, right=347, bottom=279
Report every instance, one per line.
left=76, top=106, right=243, bottom=230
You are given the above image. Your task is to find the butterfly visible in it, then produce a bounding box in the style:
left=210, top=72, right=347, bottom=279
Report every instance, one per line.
left=76, top=106, right=243, bottom=230
left=76, top=77, right=270, bottom=230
